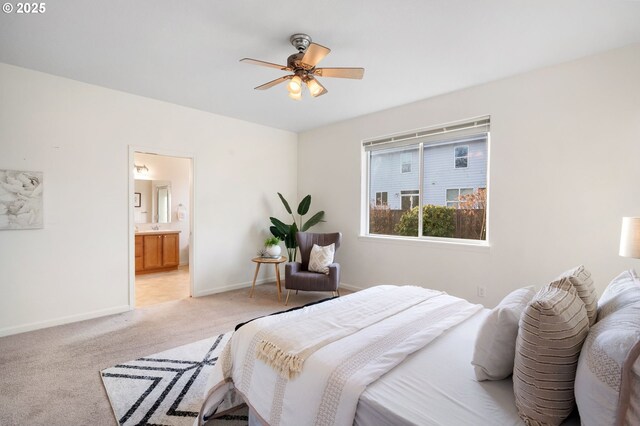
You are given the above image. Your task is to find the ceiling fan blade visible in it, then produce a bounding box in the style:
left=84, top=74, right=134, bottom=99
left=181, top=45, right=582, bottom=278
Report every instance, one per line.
left=301, top=43, right=331, bottom=68
left=314, top=67, right=365, bottom=79
left=255, top=75, right=292, bottom=90
left=240, top=58, right=290, bottom=71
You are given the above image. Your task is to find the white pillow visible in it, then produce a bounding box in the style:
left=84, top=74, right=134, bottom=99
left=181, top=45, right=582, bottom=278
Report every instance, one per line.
left=597, top=269, right=640, bottom=322
left=308, top=243, right=335, bottom=275
left=575, top=270, right=640, bottom=426
left=471, top=286, right=536, bottom=381
left=575, top=303, right=640, bottom=426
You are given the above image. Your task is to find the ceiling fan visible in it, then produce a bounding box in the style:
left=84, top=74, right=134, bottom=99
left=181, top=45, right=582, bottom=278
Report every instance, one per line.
left=240, top=33, right=365, bottom=100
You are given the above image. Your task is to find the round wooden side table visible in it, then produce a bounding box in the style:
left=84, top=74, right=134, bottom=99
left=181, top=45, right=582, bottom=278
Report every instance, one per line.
left=249, top=256, right=287, bottom=302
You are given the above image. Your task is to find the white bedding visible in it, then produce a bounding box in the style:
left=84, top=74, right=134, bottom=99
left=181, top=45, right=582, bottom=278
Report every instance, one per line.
left=204, top=289, right=583, bottom=426
left=201, top=286, right=482, bottom=426
left=355, top=309, right=581, bottom=426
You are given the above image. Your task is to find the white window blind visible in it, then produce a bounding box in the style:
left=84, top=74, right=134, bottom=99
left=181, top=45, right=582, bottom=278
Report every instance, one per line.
left=363, top=117, right=490, bottom=152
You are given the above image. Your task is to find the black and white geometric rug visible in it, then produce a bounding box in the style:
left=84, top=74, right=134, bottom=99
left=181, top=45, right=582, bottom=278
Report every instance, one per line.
left=101, top=332, right=248, bottom=426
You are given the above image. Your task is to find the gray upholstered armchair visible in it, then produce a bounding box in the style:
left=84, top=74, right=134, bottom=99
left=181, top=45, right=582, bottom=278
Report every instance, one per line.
left=284, top=232, right=342, bottom=305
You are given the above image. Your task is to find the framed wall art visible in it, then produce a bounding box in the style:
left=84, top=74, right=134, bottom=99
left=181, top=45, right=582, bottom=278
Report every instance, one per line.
left=0, top=169, right=43, bottom=230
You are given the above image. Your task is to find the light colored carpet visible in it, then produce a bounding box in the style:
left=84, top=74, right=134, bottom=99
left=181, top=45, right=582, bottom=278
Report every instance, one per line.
left=0, top=284, right=348, bottom=426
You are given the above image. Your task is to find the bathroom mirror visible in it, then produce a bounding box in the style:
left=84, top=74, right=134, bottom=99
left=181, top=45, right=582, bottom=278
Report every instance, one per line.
left=156, top=184, right=171, bottom=223
left=134, top=179, right=171, bottom=224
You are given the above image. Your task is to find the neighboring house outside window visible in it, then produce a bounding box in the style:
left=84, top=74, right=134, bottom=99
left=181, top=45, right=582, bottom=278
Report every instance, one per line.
left=454, top=145, right=468, bottom=168
left=369, top=146, right=419, bottom=211
left=365, top=118, right=489, bottom=241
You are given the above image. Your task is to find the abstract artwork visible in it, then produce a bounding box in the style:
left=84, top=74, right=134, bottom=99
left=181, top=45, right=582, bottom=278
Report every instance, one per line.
left=0, top=169, right=43, bottom=230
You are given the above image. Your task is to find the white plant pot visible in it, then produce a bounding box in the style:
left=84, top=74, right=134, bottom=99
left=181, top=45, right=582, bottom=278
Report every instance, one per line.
left=266, top=245, right=281, bottom=257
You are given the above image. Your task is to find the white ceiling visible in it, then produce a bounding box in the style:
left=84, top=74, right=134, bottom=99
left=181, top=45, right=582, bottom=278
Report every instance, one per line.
left=1, top=1, right=639, bottom=132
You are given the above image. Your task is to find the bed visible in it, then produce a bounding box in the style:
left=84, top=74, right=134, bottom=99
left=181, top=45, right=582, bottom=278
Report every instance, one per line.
left=355, top=308, right=579, bottom=425
left=198, top=274, right=639, bottom=426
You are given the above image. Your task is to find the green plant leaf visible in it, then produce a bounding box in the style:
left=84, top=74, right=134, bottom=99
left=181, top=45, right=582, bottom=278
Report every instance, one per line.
left=301, top=211, right=325, bottom=231
left=285, top=222, right=298, bottom=249
left=270, top=217, right=290, bottom=235
left=297, top=195, right=311, bottom=216
left=265, top=236, right=280, bottom=246
left=270, top=226, right=285, bottom=240
left=278, top=192, right=292, bottom=215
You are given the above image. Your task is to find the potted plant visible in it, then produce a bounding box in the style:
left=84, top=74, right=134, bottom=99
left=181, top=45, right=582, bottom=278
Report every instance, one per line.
left=264, top=236, right=282, bottom=258
left=269, top=193, right=325, bottom=261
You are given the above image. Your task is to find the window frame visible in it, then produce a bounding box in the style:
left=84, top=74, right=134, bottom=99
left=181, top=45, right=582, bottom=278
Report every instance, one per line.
left=445, top=187, right=474, bottom=208
left=401, top=151, right=412, bottom=173
left=361, top=117, right=490, bottom=246
left=375, top=191, right=388, bottom=206
left=454, top=145, right=469, bottom=169
left=400, top=189, right=419, bottom=210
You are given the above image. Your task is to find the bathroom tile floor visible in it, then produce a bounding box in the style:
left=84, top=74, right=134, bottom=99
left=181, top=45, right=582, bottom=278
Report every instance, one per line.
left=135, top=265, right=190, bottom=307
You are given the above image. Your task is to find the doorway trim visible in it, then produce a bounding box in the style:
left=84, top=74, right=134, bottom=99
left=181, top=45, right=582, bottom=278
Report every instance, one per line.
left=128, top=146, right=196, bottom=309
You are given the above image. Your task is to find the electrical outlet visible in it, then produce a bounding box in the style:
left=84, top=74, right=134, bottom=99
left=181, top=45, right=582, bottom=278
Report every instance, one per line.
left=477, top=286, right=486, bottom=298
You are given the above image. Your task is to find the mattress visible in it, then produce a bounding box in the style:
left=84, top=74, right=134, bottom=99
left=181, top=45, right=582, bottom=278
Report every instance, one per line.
left=355, top=309, right=580, bottom=426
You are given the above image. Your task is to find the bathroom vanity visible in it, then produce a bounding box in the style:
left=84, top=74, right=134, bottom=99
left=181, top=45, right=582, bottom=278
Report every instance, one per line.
left=135, top=230, right=180, bottom=274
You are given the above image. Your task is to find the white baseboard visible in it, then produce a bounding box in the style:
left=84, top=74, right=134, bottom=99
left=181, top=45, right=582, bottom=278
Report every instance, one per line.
left=193, top=277, right=276, bottom=297
left=0, top=304, right=131, bottom=338
left=339, top=282, right=366, bottom=292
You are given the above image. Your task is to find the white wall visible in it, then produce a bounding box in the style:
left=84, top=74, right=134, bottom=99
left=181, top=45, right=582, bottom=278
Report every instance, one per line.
left=0, top=63, right=297, bottom=336
left=298, top=44, right=640, bottom=307
left=134, top=153, right=191, bottom=265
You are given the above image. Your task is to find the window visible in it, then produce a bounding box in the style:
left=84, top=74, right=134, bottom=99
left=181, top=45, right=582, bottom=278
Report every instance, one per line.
left=446, top=188, right=473, bottom=208
left=401, top=152, right=412, bottom=173
left=454, top=145, right=468, bottom=168
left=364, top=118, right=489, bottom=242
left=369, top=146, right=420, bottom=236
left=375, top=191, right=388, bottom=206
left=401, top=190, right=419, bottom=210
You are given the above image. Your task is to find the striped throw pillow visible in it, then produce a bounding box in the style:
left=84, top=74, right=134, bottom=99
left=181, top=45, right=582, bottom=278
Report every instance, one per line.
left=513, top=280, right=590, bottom=426
left=557, top=265, right=598, bottom=326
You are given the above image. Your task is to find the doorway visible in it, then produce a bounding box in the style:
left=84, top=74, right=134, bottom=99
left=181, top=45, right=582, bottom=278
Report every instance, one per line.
left=128, top=147, right=194, bottom=308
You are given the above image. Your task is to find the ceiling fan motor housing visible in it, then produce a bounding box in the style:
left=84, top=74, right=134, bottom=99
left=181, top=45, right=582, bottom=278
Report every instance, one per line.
left=287, top=52, right=313, bottom=73
left=289, top=33, right=312, bottom=52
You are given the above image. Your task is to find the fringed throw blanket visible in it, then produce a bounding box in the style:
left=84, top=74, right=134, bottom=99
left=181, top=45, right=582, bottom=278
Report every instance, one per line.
left=256, top=285, right=442, bottom=379
left=198, top=285, right=482, bottom=426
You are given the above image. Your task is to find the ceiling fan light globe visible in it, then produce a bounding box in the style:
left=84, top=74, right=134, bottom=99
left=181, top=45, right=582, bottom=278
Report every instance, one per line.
left=306, top=78, right=323, bottom=97
left=288, top=76, right=302, bottom=94
left=288, top=91, right=302, bottom=101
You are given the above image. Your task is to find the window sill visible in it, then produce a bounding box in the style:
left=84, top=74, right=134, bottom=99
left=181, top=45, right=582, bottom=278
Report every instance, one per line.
left=357, top=234, right=490, bottom=251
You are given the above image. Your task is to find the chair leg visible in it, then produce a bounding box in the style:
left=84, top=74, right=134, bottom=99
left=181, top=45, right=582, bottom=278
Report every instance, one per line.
left=285, top=290, right=291, bottom=306
left=296, top=290, right=298, bottom=295
left=336, top=289, right=340, bottom=297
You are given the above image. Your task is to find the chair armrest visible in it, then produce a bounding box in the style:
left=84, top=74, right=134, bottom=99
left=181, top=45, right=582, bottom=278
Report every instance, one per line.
left=328, top=263, right=340, bottom=283
left=285, top=262, right=302, bottom=280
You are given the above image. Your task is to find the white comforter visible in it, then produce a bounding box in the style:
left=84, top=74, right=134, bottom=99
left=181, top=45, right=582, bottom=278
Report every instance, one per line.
left=200, top=285, right=482, bottom=426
